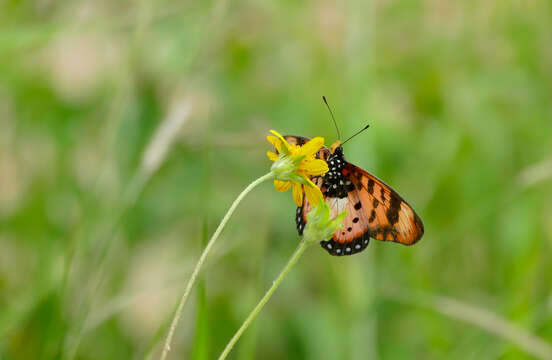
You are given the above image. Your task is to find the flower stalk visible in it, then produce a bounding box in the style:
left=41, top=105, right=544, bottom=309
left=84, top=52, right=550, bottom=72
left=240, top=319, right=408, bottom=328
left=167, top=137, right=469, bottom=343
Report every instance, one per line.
left=160, top=172, right=274, bottom=360
left=217, top=201, right=347, bottom=360
left=161, top=129, right=331, bottom=359
left=217, top=239, right=311, bottom=360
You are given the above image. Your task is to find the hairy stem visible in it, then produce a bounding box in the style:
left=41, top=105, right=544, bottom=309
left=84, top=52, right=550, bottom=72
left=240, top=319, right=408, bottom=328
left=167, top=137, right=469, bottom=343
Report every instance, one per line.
left=218, top=240, right=311, bottom=360
left=160, top=172, right=274, bottom=360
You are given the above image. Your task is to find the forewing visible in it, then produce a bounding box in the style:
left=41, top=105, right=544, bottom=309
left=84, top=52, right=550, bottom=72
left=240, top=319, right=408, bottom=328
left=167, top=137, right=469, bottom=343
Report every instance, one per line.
left=346, top=163, right=424, bottom=245
left=296, top=161, right=424, bottom=256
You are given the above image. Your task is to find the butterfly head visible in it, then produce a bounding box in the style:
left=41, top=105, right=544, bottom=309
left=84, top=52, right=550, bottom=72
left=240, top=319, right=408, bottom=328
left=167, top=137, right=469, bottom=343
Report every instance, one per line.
left=330, top=140, right=343, bottom=156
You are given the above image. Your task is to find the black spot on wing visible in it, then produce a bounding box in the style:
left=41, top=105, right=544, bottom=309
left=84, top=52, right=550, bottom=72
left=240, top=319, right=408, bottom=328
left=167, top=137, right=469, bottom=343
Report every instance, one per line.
left=354, top=201, right=362, bottom=210
left=385, top=193, right=402, bottom=225
left=369, top=209, right=376, bottom=223
left=367, top=179, right=374, bottom=194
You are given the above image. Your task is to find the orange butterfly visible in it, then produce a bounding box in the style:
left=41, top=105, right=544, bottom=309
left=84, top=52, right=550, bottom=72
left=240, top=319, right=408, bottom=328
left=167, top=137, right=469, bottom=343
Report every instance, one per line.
left=285, top=135, right=424, bottom=256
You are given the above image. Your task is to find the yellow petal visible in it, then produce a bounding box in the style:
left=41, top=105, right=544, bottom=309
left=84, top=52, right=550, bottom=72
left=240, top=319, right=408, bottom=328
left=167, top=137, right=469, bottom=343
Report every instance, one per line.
left=304, top=181, right=324, bottom=205
left=301, top=159, right=329, bottom=176
left=274, top=179, right=291, bottom=192
left=269, top=130, right=291, bottom=152
left=266, top=135, right=282, bottom=153
left=299, top=137, right=324, bottom=157
left=303, top=176, right=318, bottom=189
left=266, top=151, right=279, bottom=161
left=292, top=182, right=303, bottom=206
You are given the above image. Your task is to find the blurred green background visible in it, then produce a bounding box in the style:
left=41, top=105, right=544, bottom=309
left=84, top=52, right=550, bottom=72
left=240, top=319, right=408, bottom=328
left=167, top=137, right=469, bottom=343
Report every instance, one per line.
left=1, top=0, right=552, bottom=359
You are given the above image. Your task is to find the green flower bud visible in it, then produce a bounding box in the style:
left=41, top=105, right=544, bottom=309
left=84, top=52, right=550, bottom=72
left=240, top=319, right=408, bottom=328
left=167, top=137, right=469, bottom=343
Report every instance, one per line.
left=303, top=201, right=347, bottom=244
left=270, top=154, right=309, bottom=184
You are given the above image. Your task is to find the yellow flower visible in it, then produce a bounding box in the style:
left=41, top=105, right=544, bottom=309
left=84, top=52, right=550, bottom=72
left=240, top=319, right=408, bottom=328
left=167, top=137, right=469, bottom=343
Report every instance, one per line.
left=266, top=130, right=329, bottom=206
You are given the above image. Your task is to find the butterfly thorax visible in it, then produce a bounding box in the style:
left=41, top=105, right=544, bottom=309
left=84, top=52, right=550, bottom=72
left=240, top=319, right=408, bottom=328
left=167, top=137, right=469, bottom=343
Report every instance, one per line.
left=321, top=146, right=355, bottom=198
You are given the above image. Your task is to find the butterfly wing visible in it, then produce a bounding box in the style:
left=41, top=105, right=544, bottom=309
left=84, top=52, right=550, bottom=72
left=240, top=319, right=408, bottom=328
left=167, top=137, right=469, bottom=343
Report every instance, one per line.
left=297, top=161, right=424, bottom=256
left=296, top=174, right=372, bottom=255
left=283, top=135, right=311, bottom=146
left=343, top=162, right=424, bottom=244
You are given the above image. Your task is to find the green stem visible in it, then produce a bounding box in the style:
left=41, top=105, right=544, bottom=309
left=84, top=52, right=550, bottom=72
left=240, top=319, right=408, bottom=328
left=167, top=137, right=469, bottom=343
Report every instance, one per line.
left=217, top=239, right=311, bottom=360
left=160, top=172, right=274, bottom=360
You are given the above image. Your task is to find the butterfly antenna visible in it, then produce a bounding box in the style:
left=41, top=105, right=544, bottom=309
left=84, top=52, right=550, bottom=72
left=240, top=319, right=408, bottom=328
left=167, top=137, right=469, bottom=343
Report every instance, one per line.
left=341, top=124, right=370, bottom=146
left=322, top=96, right=341, bottom=140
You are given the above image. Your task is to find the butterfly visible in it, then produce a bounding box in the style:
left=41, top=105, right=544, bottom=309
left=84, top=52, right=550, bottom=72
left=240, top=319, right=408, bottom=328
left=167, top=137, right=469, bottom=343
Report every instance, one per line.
left=285, top=135, right=424, bottom=256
